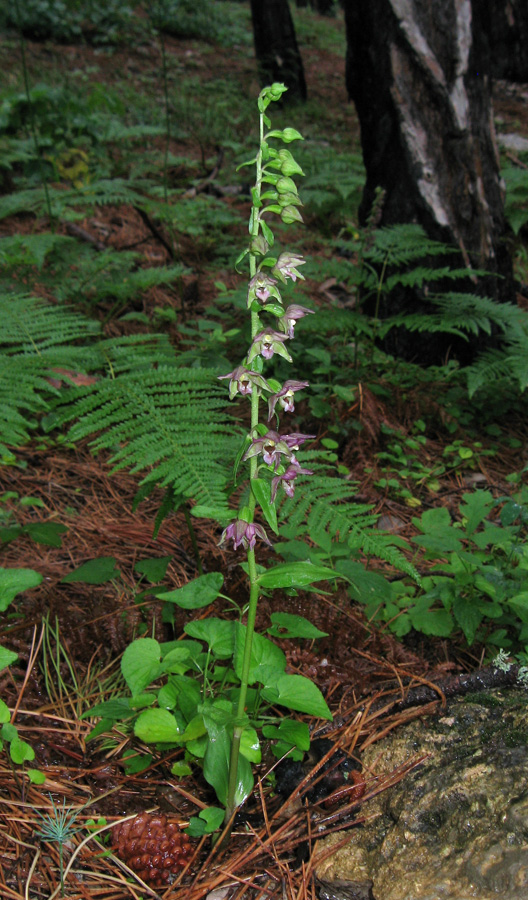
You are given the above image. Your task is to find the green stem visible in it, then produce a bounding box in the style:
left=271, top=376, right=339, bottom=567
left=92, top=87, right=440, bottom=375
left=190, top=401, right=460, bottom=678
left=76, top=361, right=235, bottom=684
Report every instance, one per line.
left=224, top=109, right=265, bottom=825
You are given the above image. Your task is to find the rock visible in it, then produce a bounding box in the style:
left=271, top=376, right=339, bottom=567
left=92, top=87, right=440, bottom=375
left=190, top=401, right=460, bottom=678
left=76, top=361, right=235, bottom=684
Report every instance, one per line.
left=498, top=133, right=528, bottom=153
left=315, top=688, right=528, bottom=900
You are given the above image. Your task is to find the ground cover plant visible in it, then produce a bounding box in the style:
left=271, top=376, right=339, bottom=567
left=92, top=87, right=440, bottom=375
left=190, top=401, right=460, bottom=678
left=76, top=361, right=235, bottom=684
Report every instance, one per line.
left=1, top=3, right=528, bottom=899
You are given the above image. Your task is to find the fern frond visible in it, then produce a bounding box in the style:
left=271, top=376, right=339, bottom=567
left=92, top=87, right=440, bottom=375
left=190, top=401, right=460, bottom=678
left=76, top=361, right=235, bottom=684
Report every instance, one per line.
left=0, top=292, right=174, bottom=449
left=0, top=233, right=75, bottom=270
left=2, top=292, right=101, bottom=352
left=277, top=451, right=416, bottom=576
left=383, top=291, right=528, bottom=340
left=54, top=367, right=238, bottom=510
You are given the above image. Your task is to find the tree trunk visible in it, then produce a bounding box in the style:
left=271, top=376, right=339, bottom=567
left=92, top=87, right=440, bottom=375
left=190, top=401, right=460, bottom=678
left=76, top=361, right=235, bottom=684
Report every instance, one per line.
left=475, top=0, right=528, bottom=82
left=250, top=0, right=307, bottom=102
left=343, top=0, right=515, bottom=359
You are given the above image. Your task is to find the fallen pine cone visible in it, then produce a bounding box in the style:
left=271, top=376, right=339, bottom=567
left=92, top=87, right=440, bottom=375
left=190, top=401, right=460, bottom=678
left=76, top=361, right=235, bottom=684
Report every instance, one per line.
left=113, top=812, right=193, bottom=885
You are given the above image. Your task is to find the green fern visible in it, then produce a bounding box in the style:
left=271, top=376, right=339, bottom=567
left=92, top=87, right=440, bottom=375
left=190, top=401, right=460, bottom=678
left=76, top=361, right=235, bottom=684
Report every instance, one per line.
left=0, top=233, right=75, bottom=270
left=0, top=291, right=172, bottom=450
left=278, top=451, right=416, bottom=577
left=53, top=367, right=238, bottom=511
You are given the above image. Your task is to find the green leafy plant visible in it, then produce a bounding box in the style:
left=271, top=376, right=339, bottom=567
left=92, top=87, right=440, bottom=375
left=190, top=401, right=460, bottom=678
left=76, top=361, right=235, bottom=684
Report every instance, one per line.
left=2, top=0, right=135, bottom=45
left=0, top=566, right=45, bottom=785
left=82, top=85, right=340, bottom=835
left=358, top=487, right=528, bottom=650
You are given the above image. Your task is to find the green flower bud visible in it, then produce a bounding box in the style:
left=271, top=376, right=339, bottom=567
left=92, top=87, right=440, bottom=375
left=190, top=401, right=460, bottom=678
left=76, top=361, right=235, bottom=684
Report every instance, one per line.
left=278, top=149, right=304, bottom=177
left=276, top=176, right=298, bottom=194
left=278, top=191, right=303, bottom=208
left=280, top=205, right=304, bottom=224
left=281, top=127, right=303, bottom=143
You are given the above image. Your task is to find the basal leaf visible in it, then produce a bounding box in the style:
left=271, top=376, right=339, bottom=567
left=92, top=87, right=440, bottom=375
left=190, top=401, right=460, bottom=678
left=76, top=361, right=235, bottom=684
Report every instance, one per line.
left=121, top=638, right=162, bottom=695
left=134, top=708, right=182, bottom=743
left=267, top=612, right=328, bottom=639
left=258, top=561, right=337, bottom=590
left=61, top=557, right=121, bottom=584
left=156, top=572, right=224, bottom=609
left=261, top=674, right=332, bottom=719
left=0, top=567, right=43, bottom=612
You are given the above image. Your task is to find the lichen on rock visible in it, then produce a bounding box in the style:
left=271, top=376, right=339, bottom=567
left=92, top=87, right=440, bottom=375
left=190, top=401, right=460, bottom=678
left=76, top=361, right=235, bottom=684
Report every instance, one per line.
left=315, top=688, right=528, bottom=900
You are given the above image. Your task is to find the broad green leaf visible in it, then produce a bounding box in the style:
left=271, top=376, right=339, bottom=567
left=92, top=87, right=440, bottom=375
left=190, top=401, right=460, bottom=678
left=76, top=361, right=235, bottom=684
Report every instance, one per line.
left=336, top=559, right=393, bottom=605
left=122, top=752, right=152, bottom=774
left=24, top=522, right=68, bottom=547
left=156, top=573, right=224, bottom=609
left=181, top=714, right=207, bottom=742
left=0, top=699, right=10, bottom=724
left=0, top=646, right=18, bottom=672
left=267, top=612, right=328, bottom=639
left=411, top=532, right=462, bottom=554
left=160, top=646, right=195, bottom=675
left=459, top=490, right=494, bottom=534
left=202, top=721, right=230, bottom=805
left=258, top=561, right=337, bottom=590
left=134, top=556, right=171, bottom=583
left=251, top=478, right=278, bottom=534
left=0, top=567, right=43, bottom=612
left=27, top=769, right=46, bottom=784
left=186, top=806, right=224, bottom=836
left=10, top=737, right=35, bottom=764
left=265, top=719, right=310, bottom=751
left=171, top=761, right=192, bottom=777
left=233, top=623, right=286, bottom=685
left=202, top=719, right=253, bottom=807
left=409, top=602, right=454, bottom=636
left=61, top=557, right=121, bottom=584
left=0, top=526, right=22, bottom=545
left=121, top=638, right=162, bottom=695
left=240, top=726, right=261, bottom=763
left=134, top=708, right=181, bottom=743
left=1, top=723, right=17, bottom=742
left=452, top=595, right=483, bottom=645
left=184, top=619, right=235, bottom=659
left=508, top=592, right=528, bottom=624
left=261, top=674, right=332, bottom=719
left=82, top=695, right=153, bottom=720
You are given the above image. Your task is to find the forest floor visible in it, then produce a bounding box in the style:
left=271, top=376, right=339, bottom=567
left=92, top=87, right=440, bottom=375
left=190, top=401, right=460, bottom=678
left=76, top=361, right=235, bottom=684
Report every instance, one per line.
left=1, top=5, right=528, bottom=900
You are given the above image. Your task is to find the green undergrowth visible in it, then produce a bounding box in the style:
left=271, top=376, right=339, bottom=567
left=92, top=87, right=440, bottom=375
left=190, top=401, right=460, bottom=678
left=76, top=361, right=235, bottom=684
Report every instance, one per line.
left=1, top=1, right=528, bottom=724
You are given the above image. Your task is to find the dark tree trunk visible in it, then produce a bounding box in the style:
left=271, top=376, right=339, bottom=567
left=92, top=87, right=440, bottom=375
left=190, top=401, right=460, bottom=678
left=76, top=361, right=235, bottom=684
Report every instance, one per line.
left=475, top=0, right=528, bottom=82
left=343, top=0, right=515, bottom=361
left=250, top=0, right=307, bottom=102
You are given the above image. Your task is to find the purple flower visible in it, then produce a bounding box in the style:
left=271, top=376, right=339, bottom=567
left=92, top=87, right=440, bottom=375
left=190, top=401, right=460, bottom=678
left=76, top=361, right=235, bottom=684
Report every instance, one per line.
left=247, top=271, right=282, bottom=307
left=271, top=462, right=313, bottom=501
left=218, top=366, right=272, bottom=400
left=243, top=430, right=293, bottom=469
left=281, top=432, right=316, bottom=451
left=219, top=519, right=272, bottom=551
left=278, top=305, right=315, bottom=339
left=247, top=328, right=292, bottom=364
left=272, top=252, right=306, bottom=283
left=268, top=380, right=309, bottom=420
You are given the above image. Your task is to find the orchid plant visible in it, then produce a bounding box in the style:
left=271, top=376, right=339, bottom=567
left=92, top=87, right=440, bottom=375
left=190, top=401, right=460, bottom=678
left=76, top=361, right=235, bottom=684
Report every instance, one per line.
left=83, top=85, right=337, bottom=838
left=215, top=83, right=336, bottom=823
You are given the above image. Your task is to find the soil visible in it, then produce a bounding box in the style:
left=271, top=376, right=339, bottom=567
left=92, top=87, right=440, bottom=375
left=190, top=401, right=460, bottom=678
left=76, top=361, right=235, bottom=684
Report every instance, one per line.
left=0, top=8, right=527, bottom=900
